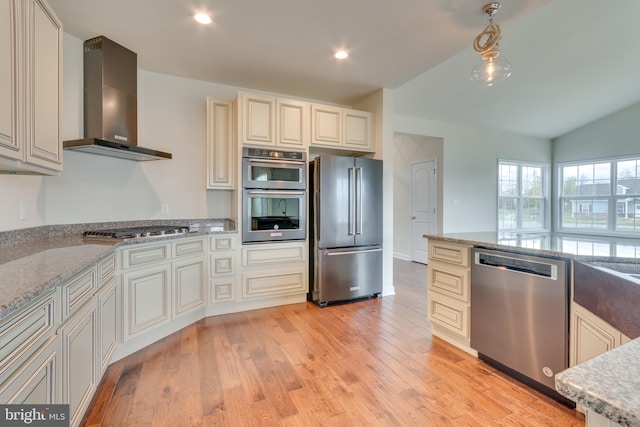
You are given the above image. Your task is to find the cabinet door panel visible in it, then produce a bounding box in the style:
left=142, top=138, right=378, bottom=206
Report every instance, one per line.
left=123, top=266, right=171, bottom=339
left=311, top=104, right=341, bottom=146
left=27, top=0, right=62, bottom=169
left=277, top=99, right=309, bottom=148
left=173, top=257, right=205, bottom=316
left=343, top=110, right=372, bottom=150
left=0, top=0, right=19, bottom=158
left=206, top=97, right=234, bottom=189
left=240, top=93, right=275, bottom=146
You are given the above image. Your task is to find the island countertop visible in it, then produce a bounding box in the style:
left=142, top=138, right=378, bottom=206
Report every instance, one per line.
left=423, top=231, right=640, bottom=262
left=556, top=337, right=640, bottom=427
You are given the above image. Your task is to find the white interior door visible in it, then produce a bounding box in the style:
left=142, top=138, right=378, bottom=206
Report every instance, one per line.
left=411, top=160, right=437, bottom=263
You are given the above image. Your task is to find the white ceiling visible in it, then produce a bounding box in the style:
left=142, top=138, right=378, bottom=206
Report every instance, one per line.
left=47, top=0, right=640, bottom=140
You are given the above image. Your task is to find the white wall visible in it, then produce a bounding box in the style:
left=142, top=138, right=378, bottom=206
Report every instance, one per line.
left=395, top=115, right=551, bottom=233
left=392, top=134, right=443, bottom=259
left=553, top=102, right=640, bottom=163
left=0, top=33, right=241, bottom=231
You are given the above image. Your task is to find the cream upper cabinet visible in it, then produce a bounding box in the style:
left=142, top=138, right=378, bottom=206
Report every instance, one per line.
left=237, top=91, right=310, bottom=148
left=0, top=0, right=18, bottom=160
left=206, top=97, right=235, bottom=189
left=237, top=92, right=276, bottom=146
left=311, top=103, right=373, bottom=152
left=343, top=109, right=372, bottom=150
left=0, top=0, right=62, bottom=174
left=311, top=104, right=342, bottom=147
left=277, top=98, right=309, bottom=148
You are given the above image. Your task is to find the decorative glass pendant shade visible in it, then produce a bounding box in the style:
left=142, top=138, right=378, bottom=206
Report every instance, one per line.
left=471, top=51, right=511, bottom=86
left=471, top=2, right=511, bottom=86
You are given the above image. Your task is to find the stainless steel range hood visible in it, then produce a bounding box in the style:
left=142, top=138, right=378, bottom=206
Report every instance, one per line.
left=63, top=36, right=172, bottom=161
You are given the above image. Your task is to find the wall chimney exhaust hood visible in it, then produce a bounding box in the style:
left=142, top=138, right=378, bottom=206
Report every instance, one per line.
left=63, top=36, right=172, bottom=161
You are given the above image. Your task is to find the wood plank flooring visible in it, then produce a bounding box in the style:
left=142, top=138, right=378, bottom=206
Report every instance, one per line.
left=82, top=259, right=584, bottom=426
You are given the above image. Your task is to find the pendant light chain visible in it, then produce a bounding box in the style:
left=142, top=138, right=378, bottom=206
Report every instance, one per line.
left=473, top=15, right=502, bottom=60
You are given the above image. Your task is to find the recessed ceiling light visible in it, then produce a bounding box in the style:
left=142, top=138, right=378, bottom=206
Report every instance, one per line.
left=335, top=50, right=349, bottom=60
left=194, top=13, right=212, bottom=25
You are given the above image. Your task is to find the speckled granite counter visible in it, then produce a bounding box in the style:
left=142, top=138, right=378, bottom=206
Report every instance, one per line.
left=423, top=231, right=640, bottom=260
left=0, top=218, right=237, bottom=320
left=556, top=338, right=640, bottom=427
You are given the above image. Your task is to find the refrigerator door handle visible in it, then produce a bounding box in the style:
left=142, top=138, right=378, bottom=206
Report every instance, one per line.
left=348, top=167, right=355, bottom=235
left=355, top=167, right=363, bottom=235
left=325, top=247, right=382, bottom=256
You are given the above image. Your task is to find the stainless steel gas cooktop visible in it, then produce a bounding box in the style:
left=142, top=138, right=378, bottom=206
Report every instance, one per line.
left=83, top=226, right=189, bottom=241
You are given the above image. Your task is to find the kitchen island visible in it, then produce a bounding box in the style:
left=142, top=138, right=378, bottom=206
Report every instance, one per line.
left=424, top=231, right=640, bottom=427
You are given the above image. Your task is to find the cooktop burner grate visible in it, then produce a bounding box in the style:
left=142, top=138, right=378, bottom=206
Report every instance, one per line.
left=83, top=226, right=189, bottom=240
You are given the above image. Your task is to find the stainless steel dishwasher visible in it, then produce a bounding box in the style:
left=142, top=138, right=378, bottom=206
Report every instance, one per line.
left=470, top=247, right=573, bottom=406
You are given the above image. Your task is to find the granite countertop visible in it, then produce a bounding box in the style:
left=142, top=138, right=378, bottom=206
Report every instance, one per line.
left=423, top=231, right=640, bottom=261
left=0, top=218, right=237, bottom=321
left=556, top=338, right=640, bottom=427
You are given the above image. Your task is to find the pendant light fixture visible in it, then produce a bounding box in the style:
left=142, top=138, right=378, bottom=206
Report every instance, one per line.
left=471, top=2, right=511, bottom=86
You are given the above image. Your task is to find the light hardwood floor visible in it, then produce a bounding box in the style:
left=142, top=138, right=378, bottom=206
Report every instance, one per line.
left=82, top=259, right=584, bottom=426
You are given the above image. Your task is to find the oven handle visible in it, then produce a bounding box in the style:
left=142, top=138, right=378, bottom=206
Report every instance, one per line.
left=246, top=190, right=306, bottom=195
left=245, top=158, right=306, bottom=165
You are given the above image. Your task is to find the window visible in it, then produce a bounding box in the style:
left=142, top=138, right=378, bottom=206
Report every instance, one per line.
left=558, top=157, right=640, bottom=235
left=498, top=161, right=548, bottom=231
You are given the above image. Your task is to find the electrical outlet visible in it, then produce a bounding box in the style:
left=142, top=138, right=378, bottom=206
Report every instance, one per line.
left=160, top=203, right=170, bottom=216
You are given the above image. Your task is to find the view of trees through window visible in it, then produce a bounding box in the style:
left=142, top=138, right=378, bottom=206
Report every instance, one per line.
left=498, top=162, right=546, bottom=231
left=559, top=158, right=640, bottom=234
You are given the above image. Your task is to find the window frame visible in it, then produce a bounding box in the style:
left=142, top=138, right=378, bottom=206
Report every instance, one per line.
left=557, top=155, right=640, bottom=237
left=497, top=159, right=550, bottom=233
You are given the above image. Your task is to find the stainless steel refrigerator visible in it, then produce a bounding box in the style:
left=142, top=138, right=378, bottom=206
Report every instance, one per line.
left=309, top=154, right=383, bottom=307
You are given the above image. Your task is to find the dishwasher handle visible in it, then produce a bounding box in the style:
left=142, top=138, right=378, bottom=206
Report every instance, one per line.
left=475, top=252, right=558, bottom=280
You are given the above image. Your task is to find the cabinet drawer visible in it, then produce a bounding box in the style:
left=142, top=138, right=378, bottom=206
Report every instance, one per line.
left=209, top=277, right=236, bottom=304
left=98, top=253, right=117, bottom=286
left=60, top=267, right=97, bottom=320
left=428, top=294, right=470, bottom=338
left=122, top=243, right=171, bottom=269
left=242, top=243, right=305, bottom=267
left=428, top=261, right=470, bottom=302
left=0, top=292, right=56, bottom=385
left=428, top=241, right=470, bottom=267
left=211, top=252, right=236, bottom=276
left=242, top=267, right=307, bottom=299
left=173, top=238, right=205, bottom=258
left=210, top=236, right=236, bottom=251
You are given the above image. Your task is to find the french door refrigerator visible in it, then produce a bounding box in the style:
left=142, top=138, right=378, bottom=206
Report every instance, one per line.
left=309, top=154, right=383, bottom=307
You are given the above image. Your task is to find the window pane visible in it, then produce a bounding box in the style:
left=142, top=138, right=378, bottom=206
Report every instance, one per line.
left=575, top=163, right=610, bottom=196
left=615, top=197, right=640, bottom=233
left=560, top=197, right=609, bottom=230
left=499, top=164, right=518, bottom=196
left=498, top=197, right=518, bottom=230
left=522, top=198, right=543, bottom=229
left=562, top=165, right=578, bottom=196
left=522, top=167, right=542, bottom=196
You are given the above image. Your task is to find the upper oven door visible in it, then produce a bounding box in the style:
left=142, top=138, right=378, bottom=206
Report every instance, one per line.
left=242, top=157, right=306, bottom=190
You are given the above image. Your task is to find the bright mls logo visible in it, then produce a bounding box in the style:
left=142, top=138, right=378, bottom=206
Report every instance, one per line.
left=0, top=405, right=69, bottom=426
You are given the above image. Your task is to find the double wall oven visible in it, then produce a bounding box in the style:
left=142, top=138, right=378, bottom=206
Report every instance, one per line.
left=242, top=148, right=307, bottom=243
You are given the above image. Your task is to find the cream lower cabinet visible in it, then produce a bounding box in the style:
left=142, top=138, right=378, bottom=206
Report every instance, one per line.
left=209, top=235, right=238, bottom=305
left=241, top=242, right=308, bottom=300
left=426, top=240, right=473, bottom=354
left=0, top=291, right=59, bottom=404
left=122, top=237, right=207, bottom=341
left=571, top=302, right=630, bottom=366
left=59, top=298, right=97, bottom=427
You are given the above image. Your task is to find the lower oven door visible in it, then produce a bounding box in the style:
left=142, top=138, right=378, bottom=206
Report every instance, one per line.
left=242, top=189, right=306, bottom=243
